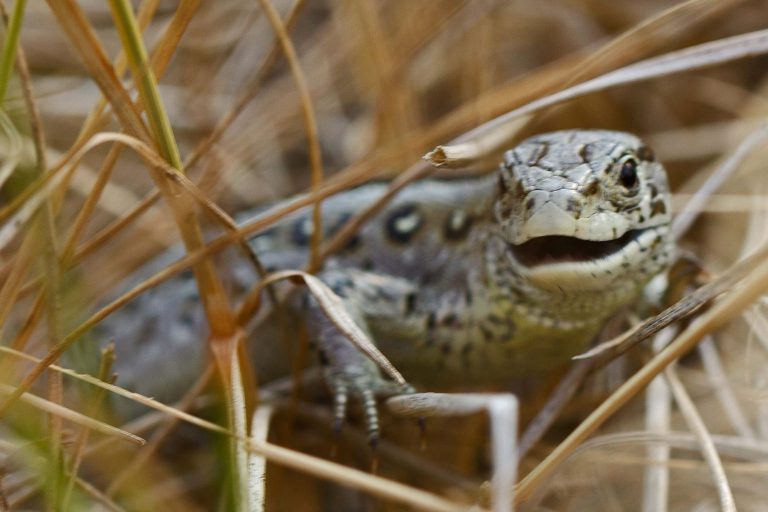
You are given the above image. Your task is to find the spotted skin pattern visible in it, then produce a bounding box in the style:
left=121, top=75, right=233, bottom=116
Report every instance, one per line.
left=102, top=130, right=674, bottom=440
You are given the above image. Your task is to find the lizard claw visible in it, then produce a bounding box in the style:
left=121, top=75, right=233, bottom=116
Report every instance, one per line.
left=325, top=366, right=414, bottom=444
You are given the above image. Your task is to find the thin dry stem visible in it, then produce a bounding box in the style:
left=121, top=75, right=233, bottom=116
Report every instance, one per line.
left=256, top=0, right=325, bottom=271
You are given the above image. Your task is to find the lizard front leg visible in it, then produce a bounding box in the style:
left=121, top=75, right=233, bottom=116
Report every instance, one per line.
left=307, top=268, right=420, bottom=442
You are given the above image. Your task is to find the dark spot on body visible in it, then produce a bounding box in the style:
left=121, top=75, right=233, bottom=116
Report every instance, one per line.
left=650, top=200, right=667, bottom=217
left=343, top=234, right=362, bottom=251
left=497, top=201, right=514, bottom=221
left=331, top=213, right=352, bottom=235
left=373, top=286, right=399, bottom=302
left=180, top=310, right=196, bottom=327
left=462, top=344, right=473, bottom=368
left=441, top=313, right=459, bottom=327
left=504, top=321, right=516, bottom=339
left=332, top=213, right=363, bottom=251
left=252, top=226, right=276, bottom=243
left=576, top=144, right=587, bottom=163
left=530, top=142, right=549, bottom=165
left=444, top=210, right=473, bottom=241
left=649, top=184, right=659, bottom=199
left=330, top=276, right=354, bottom=296
left=291, top=217, right=313, bottom=246
left=526, top=197, right=536, bottom=210
left=385, top=203, right=423, bottom=244
left=582, top=179, right=600, bottom=196
left=512, top=179, right=526, bottom=202
left=497, top=174, right=508, bottom=195
left=404, top=292, right=417, bottom=314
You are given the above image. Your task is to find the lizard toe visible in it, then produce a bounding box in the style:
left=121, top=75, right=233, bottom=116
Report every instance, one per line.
left=324, top=366, right=414, bottom=442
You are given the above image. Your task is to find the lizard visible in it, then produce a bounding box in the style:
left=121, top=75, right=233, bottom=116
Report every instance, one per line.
left=99, top=129, right=674, bottom=441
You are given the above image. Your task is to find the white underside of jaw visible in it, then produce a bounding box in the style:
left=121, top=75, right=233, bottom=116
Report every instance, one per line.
left=512, top=228, right=663, bottom=290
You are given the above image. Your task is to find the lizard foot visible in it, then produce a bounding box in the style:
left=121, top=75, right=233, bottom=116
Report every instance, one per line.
left=326, top=366, right=414, bottom=445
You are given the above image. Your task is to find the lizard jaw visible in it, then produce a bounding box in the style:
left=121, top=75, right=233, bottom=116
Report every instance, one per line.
left=506, top=226, right=667, bottom=290
left=507, top=229, right=646, bottom=268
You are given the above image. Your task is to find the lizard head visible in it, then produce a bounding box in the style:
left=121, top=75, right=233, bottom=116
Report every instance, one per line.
left=493, top=130, right=672, bottom=290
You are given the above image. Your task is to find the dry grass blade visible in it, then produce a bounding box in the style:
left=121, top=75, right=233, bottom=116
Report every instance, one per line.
left=698, top=336, right=755, bottom=439
left=517, top=359, right=593, bottom=461
left=248, top=404, right=274, bottom=512
left=45, top=1, right=151, bottom=141
left=0, top=165, right=67, bottom=250
left=61, top=346, right=115, bottom=509
left=422, top=116, right=530, bottom=169
left=105, top=365, right=215, bottom=496
left=642, top=328, right=676, bottom=512
left=427, top=28, right=768, bottom=166
left=0, top=384, right=143, bottom=446
left=0, top=109, right=23, bottom=189
left=256, top=0, right=325, bottom=271
left=564, top=0, right=744, bottom=88
left=577, top=431, right=768, bottom=461
left=665, top=366, right=736, bottom=511
left=1, top=346, right=469, bottom=512
left=672, top=121, right=768, bottom=239
left=228, top=334, right=250, bottom=510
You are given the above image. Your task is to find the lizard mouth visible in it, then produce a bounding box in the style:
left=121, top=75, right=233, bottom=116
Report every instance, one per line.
left=508, top=229, right=645, bottom=267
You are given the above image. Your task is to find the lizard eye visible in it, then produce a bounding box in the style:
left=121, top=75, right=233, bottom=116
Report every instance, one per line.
left=619, top=158, right=638, bottom=189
